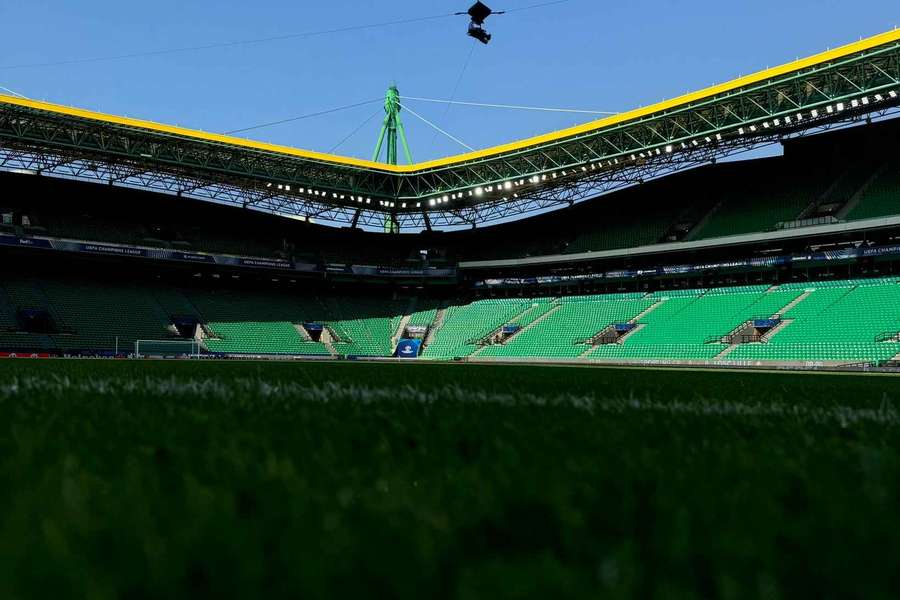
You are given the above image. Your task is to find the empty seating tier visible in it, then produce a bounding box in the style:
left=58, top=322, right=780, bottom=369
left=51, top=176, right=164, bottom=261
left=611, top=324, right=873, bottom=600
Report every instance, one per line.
left=1, top=276, right=898, bottom=364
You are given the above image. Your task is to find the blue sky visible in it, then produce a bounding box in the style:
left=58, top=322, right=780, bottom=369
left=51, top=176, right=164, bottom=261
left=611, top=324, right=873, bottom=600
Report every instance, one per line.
left=2, top=1, right=898, bottom=162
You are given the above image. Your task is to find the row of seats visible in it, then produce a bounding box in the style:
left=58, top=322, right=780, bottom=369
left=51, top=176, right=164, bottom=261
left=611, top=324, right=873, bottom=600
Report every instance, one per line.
left=2, top=276, right=899, bottom=363
left=322, top=296, right=404, bottom=357
left=421, top=299, right=535, bottom=359
left=846, top=162, right=900, bottom=221
left=429, top=280, right=900, bottom=364
left=406, top=304, right=439, bottom=328
left=480, top=298, right=653, bottom=359
left=690, top=163, right=830, bottom=240
left=0, top=278, right=404, bottom=356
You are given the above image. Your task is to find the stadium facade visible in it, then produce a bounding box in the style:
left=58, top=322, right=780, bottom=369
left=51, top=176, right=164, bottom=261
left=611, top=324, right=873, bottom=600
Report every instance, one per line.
left=2, top=29, right=900, bottom=367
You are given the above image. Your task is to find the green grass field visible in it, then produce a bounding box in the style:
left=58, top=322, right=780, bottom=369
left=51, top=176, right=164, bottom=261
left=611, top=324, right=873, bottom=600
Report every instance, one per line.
left=1, top=360, right=898, bottom=599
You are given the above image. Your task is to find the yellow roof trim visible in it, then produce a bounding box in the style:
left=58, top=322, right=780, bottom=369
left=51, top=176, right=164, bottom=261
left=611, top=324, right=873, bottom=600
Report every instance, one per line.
left=0, top=93, right=401, bottom=173
left=408, top=27, right=900, bottom=171
left=2, top=28, right=899, bottom=175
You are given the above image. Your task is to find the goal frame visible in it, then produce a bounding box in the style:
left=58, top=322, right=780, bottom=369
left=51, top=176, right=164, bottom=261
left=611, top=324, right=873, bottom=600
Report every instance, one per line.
left=134, top=339, right=203, bottom=359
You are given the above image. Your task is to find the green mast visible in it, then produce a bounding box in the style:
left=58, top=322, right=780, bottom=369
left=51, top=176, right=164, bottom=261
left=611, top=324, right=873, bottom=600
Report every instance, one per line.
left=372, top=85, right=413, bottom=166
left=372, top=85, right=412, bottom=233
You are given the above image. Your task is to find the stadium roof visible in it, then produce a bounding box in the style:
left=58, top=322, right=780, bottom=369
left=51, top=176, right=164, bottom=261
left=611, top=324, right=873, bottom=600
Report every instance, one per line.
left=2, top=28, right=900, bottom=230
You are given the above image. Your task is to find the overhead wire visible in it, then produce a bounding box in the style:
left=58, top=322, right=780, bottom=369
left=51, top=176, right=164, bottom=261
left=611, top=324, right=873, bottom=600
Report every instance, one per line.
left=422, top=0, right=578, bottom=154
left=0, top=13, right=457, bottom=71
left=329, top=108, right=382, bottom=153
left=502, top=0, right=574, bottom=13
left=0, top=0, right=582, bottom=157
left=224, top=98, right=381, bottom=135
left=405, top=96, right=616, bottom=115
left=427, top=44, right=476, bottom=154
left=398, top=102, right=474, bottom=151
left=0, top=85, right=27, bottom=98
left=0, top=1, right=576, bottom=71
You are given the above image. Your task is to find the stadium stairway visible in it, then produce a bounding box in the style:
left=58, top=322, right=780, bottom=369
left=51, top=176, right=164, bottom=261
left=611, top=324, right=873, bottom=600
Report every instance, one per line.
left=478, top=295, right=653, bottom=360
left=726, top=279, right=900, bottom=363
left=576, top=297, right=664, bottom=358
left=421, top=305, right=447, bottom=352
left=153, top=288, right=201, bottom=322
left=392, top=300, right=441, bottom=356
left=843, top=158, right=900, bottom=221
left=320, top=329, right=338, bottom=358
left=802, top=161, right=885, bottom=222
left=683, top=202, right=723, bottom=242
left=186, top=289, right=331, bottom=356
left=323, top=296, right=402, bottom=357
left=582, top=286, right=805, bottom=362
left=689, top=161, right=831, bottom=240
left=291, top=323, right=312, bottom=341
left=712, top=290, right=812, bottom=360
left=469, top=299, right=561, bottom=357
left=391, top=297, right=418, bottom=350
left=422, top=299, right=535, bottom=360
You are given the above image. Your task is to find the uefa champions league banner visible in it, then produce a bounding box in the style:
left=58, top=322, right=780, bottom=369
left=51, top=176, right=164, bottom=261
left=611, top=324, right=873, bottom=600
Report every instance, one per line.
left=75, top=242, right=147, bottom=257
left=0, top=233, right=458, bottom=278
left=234, top=257, right=294, bottom=270
left=395, top=339, right=422, bottom=358
left=862, top=244, right=900, bottom=257
left=0, top=233, right=321, bottom=273
left=351, top=265, right=457, bottom=278
left=475, top=244, right=900, bottom=287
left=4, top=231, right=899, bottom=284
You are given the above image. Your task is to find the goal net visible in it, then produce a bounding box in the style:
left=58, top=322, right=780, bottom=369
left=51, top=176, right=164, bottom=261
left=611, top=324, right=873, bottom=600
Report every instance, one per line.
left=134, top=339, right=204, bottom=359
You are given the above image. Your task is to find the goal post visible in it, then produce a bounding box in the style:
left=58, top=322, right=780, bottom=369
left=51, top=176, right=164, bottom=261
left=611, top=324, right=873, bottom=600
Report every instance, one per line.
left=134, top=339, right=203, bottom=359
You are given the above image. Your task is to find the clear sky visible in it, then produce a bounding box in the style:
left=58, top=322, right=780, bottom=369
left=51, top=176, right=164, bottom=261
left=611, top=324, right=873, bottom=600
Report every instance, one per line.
left=2, top=1, right=898, bottom=163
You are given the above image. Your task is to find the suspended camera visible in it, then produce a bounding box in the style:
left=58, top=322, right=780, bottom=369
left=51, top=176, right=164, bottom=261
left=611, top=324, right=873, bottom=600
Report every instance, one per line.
left=458, top=2, right=504, bottom=45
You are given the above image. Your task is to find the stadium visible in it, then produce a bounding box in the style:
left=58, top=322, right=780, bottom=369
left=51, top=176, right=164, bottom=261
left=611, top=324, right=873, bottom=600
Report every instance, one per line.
left=4, top=30, right=900, bottom=367
left=2, top=5, right=900, bottom=598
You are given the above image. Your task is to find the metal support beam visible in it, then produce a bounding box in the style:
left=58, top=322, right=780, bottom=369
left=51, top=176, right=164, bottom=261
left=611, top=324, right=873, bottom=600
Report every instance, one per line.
left=0, top=35, right=899, bottom=231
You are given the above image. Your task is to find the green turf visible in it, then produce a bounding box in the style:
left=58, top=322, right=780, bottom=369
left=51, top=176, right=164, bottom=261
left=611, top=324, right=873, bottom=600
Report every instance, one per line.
left=1, top=360, right=899, bottom=599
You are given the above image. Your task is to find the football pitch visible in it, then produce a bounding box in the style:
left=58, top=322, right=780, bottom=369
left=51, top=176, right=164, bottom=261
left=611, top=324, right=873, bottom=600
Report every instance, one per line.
left=1, top=360, right=898, bottom=598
